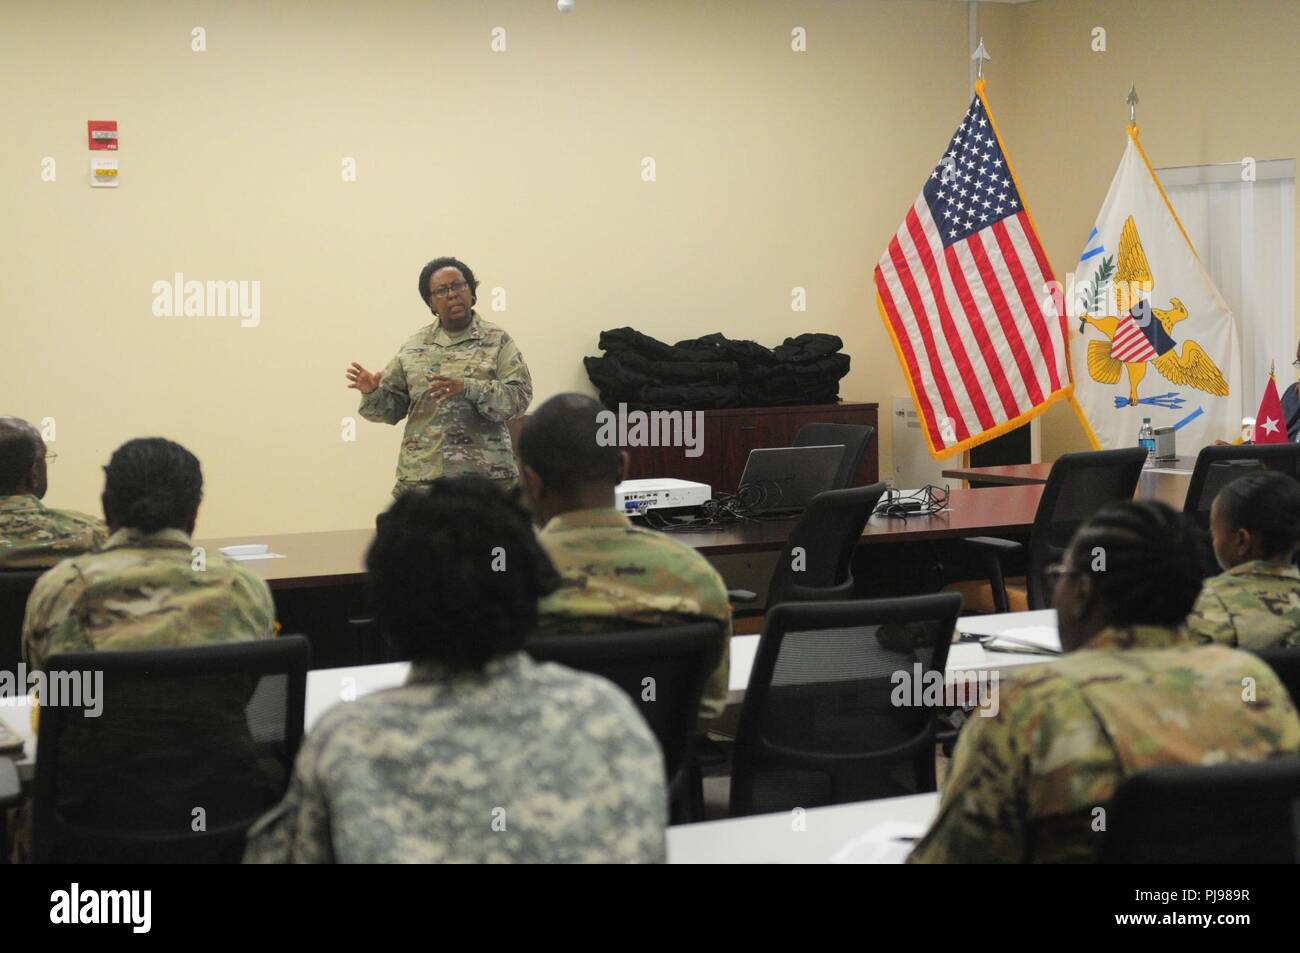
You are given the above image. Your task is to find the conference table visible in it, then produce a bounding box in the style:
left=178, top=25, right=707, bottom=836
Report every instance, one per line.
left=941, top=456, right=1197, bottom=509
left=195, top=484, right=1044, bottom=583
left=188, top=485, right=1043, bottom=667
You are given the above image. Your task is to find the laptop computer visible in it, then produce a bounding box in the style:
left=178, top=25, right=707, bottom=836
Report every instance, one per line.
left=736, top=445, right=846, bottom=515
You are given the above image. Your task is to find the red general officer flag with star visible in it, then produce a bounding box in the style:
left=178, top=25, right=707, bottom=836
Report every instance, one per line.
left=1254, top=373, right=1287, bottom=444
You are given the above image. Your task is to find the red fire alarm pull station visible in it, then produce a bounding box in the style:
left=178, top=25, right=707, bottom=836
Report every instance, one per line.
left=88, top=120, right=118, bottom=150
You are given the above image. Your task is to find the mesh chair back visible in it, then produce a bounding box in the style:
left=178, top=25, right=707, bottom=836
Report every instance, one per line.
left=767, top=483, right=887, bottom=606
left=1255, top=646, right=1300, bottom=710
left=526, top=621, right=720, bottom=784
left=1103, top=757, right=1300, bottom=863
left=1183, top=444, right=1300, bottom=576
left=32, top=636, right=309, bottom=863
left=793, top=423, right=876, bottom=490
left=730, top=593, right=960, bottom=817
left=0, top=569, right=42, bottom=676
left=1027, top=448, right=1147, bottom=609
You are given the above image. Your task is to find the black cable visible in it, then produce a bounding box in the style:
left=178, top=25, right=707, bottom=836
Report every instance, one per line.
left=636, top=481, right=802, bottom=532
left=873, top=483, right=951, bottom=518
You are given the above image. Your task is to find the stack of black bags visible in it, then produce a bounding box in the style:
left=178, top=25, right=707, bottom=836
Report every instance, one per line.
left=584, top=328, right=850, bottom=410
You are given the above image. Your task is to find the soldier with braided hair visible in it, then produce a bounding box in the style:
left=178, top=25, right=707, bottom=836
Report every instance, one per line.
left=1187, top=470, right=1300, bottom=649
left=910, top=500, right=1300, bottom=863
left=22, top=437, right=276, bottom=671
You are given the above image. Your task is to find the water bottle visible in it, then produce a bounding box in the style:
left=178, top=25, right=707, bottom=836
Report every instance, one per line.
left=1138, top=417, right=1155, bottom=468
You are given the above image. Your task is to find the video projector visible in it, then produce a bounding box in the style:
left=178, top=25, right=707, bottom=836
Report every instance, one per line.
left=614, top=478, right=712, bottom=515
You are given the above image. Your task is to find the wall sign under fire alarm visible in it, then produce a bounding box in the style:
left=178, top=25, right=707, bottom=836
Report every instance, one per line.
left=91, top=158, right=119, bottom=187
left=88, top=120, right=118, bottom=150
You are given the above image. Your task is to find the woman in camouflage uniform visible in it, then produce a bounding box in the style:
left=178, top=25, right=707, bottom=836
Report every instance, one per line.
left=346, top=257, right=533, bottom=497
left=1187, top=470, right=1300, bottom=648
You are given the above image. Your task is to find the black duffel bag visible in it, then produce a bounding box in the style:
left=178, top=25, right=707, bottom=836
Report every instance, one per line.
left=585, top=328, right=849, bottom=409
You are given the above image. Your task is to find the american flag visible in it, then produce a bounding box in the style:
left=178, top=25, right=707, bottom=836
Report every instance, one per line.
left=874, top=89, right=1071, bottom=456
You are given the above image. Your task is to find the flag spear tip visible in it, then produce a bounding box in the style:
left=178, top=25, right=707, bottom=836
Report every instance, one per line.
left=972, top=38, right=991, bottom=80
left=1126, top=85, right=1139, bottom=123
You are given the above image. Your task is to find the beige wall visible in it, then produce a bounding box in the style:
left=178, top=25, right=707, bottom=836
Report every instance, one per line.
left=998, top=0, right=1300, bottom=460
left=3, top=0, right=1296, bottom=536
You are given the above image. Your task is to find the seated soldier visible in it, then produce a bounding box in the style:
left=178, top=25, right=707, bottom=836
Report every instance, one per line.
left=22, top=437, right=276, bottom=670
left=1284, top=339, right=1300, bottom=441
left=1186, top=470, right=1300, bottom=648
left=909, top=500, right=1300, bottom=864
left=244, top=478, right=666, bottom=863
left=0, top=416, right=105, bottom=568
left=15, top=437, right=279, bottom=862
left=517, top=393, right=732, bottom=724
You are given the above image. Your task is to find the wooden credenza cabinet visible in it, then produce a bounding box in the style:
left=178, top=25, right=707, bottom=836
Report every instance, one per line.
left=619, top=402, right=879, bottom=493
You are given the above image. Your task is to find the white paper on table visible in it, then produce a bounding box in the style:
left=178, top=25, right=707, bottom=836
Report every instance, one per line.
left=829, top=821, right=927, bottom=864
left=224, top=552, right=286, bottom=562
left=984, top=625, right=1061, bottom=655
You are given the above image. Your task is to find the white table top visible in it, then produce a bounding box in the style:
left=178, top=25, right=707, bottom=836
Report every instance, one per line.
left=0, top=697, right=34, bottom=777
left=305, top=662, right=410, bottom=732
left=667, top=791, right=940, bottom=863
left=727, top=608, right=1059, bottom=698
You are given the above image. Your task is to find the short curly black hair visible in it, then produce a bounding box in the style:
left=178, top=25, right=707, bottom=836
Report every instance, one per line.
left=517, top=394, right=622, bottom=491
left=366, top=477, right=558, bottom=670
left=103, top=438, right=204, bottom=533
left=1065, top=500, right=1202, bottom=628
left=417, top=257, right=478, bottom=312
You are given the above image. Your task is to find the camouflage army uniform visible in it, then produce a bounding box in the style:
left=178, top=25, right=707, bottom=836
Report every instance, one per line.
left=359, top=312, right=532, bottom=497
left=909, top=625, right=1300, bottom=864
left=536, top=507, right=732, bottom=722
left=0, top=493, right=106, bottom=569
left=1186, top=560, right=1300, bottom=649
left=243, top=652, right=667, bottom=863
left=22, top=527, right=276, bottom=670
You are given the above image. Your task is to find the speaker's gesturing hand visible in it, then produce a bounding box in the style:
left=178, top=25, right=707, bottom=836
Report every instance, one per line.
left=346, top=362, right=383, bottom=395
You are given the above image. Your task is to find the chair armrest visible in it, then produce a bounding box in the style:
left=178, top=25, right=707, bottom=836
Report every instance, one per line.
left=963, top=536, right=1025, bottom=555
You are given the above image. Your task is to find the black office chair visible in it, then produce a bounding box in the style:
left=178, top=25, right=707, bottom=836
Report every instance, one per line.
left=1255, top=646, right=1300, bottom=710
left=730, top=482, right=888, bottom=607
left=31, top=636, right=310, bottom=864
left=526, top=621, right=720, bottom=806
left=793, top=423, right=877, bottom=490
left=1183, top=444, right=1300, bottom=577
left=0, top=569, right=43, bottom=676
left=729, top=593, right=960, bottom=817
left=965, top=447, right=1147, bottom=612
left=1102, top=757, right=1300, bottom=863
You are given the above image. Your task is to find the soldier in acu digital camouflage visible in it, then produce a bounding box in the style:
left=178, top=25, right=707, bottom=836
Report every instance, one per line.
left=346, top=257, right=532, bottom=498
left=244, top=477, right=667, bottom=863
left=909, top=500, right=1300, bottom=864
left=21, top=437, right=276, bottom=671
left=0, top=416, right=106, bottom=569
left=1186, top=470, right=1300, bottom=649
left=517, top=393, right=732, bottom=724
